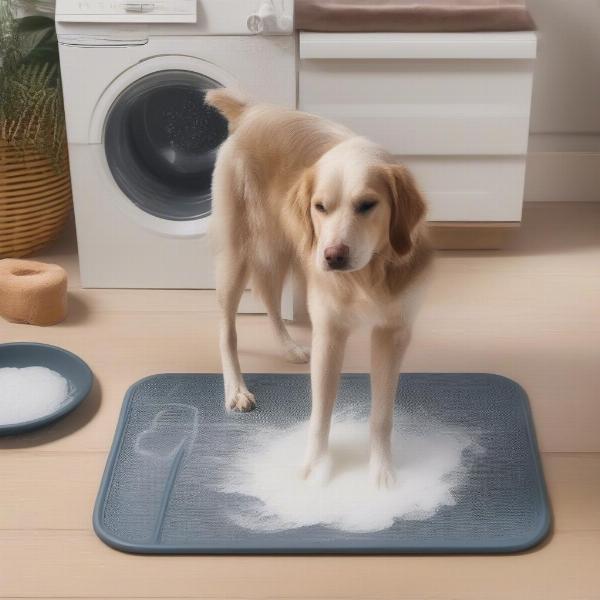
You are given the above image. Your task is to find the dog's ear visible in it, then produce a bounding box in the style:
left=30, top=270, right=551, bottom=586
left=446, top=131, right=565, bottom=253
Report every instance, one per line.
left=384, top=164, right=426, bottom=257
left=285, top=167, right=315, bottom=252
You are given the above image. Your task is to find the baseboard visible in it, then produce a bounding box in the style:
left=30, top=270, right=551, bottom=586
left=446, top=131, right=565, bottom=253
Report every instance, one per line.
left=429, top=222, right=520, bottom=250
left=524, top=134, right=600, bottom=202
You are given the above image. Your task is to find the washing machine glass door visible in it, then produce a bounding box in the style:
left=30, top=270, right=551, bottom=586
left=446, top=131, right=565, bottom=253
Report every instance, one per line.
left=104, top=70, right=228, bottom=221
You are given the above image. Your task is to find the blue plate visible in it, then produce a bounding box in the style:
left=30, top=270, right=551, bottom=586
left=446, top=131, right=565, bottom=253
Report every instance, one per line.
left=0, top=342, right=93, bottom=436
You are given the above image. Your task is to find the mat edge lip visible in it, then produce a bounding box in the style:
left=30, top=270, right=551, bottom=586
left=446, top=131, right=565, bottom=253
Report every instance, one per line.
left=93, top=505, right=552, bottom=556
left=91, top=526, right=553, bottom=556
left=512, top=372, right=554, bottom=553
left=92, top=375, right=138, bottom=550
left=93, top=500, right=552, bottom=554
left=93, top=371, right=551, bottom=556
left=93, top=502, right=552, bottom=556
left=0, top=342, right=94, bottom=436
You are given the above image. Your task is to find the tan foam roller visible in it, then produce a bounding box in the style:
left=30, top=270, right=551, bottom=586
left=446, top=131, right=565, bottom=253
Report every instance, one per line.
left=0, top=259, right=68, bottom=326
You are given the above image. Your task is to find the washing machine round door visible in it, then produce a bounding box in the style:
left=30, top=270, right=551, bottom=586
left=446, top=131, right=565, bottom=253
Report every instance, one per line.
left=104, top=70, right=228, bottom=221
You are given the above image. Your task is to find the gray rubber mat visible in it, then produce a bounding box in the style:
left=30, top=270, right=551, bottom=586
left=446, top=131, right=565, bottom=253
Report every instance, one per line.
left=94, top=373, right=550, bottom=554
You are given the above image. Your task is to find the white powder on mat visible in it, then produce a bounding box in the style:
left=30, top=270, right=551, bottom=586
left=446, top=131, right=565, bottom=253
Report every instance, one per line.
left=220, top=414, right=482, bottom=533
left=0, top=367, right=70, bottom=426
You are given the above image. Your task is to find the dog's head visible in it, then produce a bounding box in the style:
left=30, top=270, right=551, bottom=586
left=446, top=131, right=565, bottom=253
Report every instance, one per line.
left=288, top=139, right=426, bottom=272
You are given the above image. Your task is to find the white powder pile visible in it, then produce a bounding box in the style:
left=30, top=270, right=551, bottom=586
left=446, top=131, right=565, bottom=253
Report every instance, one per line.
left=0, top=367, right=70, bottom=426
left=220, top=414, right=482, bottom=533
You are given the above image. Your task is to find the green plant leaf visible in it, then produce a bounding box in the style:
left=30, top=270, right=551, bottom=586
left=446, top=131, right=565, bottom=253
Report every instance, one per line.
left=17, top=16, right=57, bottom=59
left=23, top=44, right=59, bottom=70
left=0, top=2, right=67, bottom=167
left=17, top=15, right=55, bottom=33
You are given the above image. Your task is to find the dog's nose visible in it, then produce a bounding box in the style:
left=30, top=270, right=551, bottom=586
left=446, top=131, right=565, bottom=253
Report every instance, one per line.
left=324, top=244, right=350, bottom=270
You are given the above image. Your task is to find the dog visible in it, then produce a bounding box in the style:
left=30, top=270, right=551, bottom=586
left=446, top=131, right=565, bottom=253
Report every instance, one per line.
left=206, top=88, right=432, bottom=487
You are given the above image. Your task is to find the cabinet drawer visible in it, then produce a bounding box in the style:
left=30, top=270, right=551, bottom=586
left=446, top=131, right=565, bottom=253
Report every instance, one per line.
left=404, top=156, right=526, bottom=222
left=299, top=32, right=536, bottom=156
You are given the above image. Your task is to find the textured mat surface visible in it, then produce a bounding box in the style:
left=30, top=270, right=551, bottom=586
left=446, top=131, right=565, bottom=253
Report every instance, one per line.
left=94, top=373, right=550, bottom=554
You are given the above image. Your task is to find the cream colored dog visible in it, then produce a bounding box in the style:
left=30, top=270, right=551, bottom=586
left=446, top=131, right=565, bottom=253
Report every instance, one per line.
left=206, top=89, right=432, bottom=487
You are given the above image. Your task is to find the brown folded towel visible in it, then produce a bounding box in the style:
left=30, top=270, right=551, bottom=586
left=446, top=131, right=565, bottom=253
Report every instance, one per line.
left=296, top=1, right=535, bottom=32
left=0, top=259, right=68, bottom=326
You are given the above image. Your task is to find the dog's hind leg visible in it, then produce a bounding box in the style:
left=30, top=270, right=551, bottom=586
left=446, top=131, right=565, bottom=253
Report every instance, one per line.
left=211, top=139, right=257, bottom=412
left=252, top=262, right=310, bottom=364
left=217, top=252, right=255, bottom=412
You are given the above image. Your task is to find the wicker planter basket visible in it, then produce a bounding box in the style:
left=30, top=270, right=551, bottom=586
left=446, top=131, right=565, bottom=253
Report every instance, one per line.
left=0, top=138, right=73, bottom=258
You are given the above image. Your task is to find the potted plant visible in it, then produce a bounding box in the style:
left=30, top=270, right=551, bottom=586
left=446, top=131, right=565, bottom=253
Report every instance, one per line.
left=0, top=0, right=72, bottom=258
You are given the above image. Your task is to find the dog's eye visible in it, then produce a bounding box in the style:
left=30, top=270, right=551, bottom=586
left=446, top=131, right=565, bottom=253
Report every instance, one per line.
left=314, top=202, right=327, bottom=213
left=356, top=200, right=378, bottom=214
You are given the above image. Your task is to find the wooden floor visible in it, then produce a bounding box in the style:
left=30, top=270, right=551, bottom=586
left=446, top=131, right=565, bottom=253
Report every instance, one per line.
left=1, top=202, right=600, bottom=599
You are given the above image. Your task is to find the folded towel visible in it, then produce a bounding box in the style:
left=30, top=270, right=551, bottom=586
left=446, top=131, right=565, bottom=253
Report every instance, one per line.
left=296, top=0, right=535, bottom=32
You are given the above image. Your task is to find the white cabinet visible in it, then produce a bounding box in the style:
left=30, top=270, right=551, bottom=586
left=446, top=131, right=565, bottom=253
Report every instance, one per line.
left=299, top=32, right=537, bottom=222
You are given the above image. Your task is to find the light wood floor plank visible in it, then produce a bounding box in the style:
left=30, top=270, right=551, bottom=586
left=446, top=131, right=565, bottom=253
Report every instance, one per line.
left=1, top=529, right=599, bottom=600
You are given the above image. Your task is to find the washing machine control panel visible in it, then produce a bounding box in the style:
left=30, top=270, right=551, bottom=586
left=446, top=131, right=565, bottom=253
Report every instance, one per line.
left=55, top=0, right=196, bottom=22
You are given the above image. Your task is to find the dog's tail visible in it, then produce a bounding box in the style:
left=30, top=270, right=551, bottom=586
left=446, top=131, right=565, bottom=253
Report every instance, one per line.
left=205, top=87, right=250, bottom=131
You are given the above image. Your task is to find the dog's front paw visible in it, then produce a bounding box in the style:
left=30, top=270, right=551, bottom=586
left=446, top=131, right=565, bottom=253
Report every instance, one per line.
left=226, top=388, right=256, bottom=412
left=284, top=342, right=310, bottom=364
left=300, top=453, right=332, bottom=486
left=369, top=456, right=397, bottom=490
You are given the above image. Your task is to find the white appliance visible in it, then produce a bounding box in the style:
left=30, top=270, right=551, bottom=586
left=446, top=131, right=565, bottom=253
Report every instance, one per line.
left=55, top=1, right=295, bottom=310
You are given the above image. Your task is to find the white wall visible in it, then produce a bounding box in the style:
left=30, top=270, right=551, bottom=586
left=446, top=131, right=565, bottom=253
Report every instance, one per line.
left=524, top=0, right=600, bottom=201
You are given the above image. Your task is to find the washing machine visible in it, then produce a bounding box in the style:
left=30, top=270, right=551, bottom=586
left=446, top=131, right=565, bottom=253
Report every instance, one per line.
left=55, top=1, right=295, bottom=311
